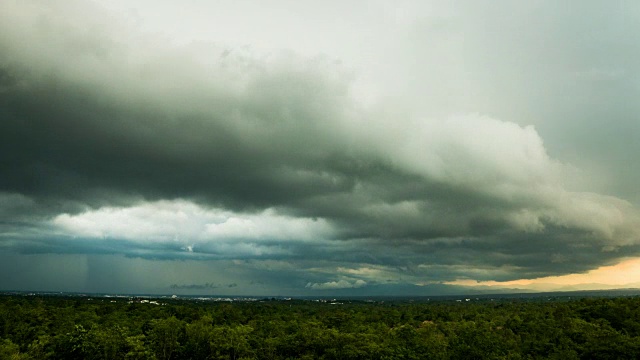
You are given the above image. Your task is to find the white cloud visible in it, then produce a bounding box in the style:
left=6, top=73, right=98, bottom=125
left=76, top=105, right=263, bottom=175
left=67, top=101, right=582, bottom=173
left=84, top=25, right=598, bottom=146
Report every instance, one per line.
left=306, top=279, right=367, bottom=290
left=365, top=114, right=561, bottom=192
left=52, top=200, right=334, bottom=252
left=359, top=113, right=640, bottom=241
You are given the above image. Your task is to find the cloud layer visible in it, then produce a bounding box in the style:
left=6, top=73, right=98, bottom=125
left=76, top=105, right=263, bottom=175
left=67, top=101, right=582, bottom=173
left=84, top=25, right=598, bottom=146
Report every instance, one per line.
left=1, top=1, right=639, bottom=294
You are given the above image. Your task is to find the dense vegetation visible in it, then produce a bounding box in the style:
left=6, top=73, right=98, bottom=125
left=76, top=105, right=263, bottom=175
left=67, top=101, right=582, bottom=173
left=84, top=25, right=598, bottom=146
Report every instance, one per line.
left=1, top=294, right=640, bottom=359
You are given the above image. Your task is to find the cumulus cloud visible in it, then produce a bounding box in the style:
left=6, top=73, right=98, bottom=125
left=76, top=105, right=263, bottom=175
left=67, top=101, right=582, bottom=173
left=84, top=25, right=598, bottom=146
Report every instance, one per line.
left=0, top=0, right=639, bottom=293
left=52, top=200, right=333, bottom=243
left=306, top=279, right=367, bottom=290
left=49, top=200, right=334, bottom=258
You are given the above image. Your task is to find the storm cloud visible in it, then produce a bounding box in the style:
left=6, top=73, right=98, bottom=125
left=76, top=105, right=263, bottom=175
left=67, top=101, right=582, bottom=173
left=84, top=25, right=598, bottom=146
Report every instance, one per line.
left=1, top=1, right=639, bottom=295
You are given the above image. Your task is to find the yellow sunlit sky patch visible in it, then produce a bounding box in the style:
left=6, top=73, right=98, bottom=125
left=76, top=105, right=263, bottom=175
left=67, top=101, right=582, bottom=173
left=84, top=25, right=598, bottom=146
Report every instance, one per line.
left=448, top=257, right=640, bottom=291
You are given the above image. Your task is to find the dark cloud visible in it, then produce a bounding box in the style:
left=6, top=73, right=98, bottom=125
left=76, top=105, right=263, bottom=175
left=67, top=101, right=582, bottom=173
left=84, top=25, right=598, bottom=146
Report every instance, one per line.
left=170, top=283, right=218, bottom=290
left=0, top=1, right=639, bottom=293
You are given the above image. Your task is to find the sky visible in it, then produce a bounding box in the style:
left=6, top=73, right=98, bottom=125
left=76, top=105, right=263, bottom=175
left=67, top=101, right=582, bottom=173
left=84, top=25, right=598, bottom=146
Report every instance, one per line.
left=0, top=0, right=639, bottom=296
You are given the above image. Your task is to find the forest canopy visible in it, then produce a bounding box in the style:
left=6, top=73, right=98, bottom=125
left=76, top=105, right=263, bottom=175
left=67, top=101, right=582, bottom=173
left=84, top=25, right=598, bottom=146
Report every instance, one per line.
left=2, top=294, right=640, bottom=359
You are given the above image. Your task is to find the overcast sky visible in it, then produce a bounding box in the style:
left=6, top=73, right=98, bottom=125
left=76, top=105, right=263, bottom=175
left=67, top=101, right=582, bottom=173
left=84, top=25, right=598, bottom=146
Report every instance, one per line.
left=1, top=0, right=639, bottom=296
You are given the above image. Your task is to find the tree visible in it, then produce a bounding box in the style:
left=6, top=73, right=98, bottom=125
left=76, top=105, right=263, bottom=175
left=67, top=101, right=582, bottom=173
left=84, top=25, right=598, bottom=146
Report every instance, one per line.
left=149, top=317, right=184, bottom=360
left=209, top=324, right=255, bottom=360
left=185, top=315, right=214, bottom=359
left=0, top=338, right=27, bottom=360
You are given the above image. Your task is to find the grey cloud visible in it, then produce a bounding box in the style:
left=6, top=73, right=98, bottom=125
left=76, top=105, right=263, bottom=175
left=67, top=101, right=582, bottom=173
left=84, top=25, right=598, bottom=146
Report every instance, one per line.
left=398, top=1, right=640, bottom=204
left=170, top=283, right=218, bottom=290
left=1, top=0, right=639, bottom=288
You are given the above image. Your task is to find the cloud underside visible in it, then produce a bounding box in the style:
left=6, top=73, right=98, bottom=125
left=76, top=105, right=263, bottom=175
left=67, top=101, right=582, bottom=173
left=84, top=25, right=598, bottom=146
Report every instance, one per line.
left=0, top=1, right=639, bottom=288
